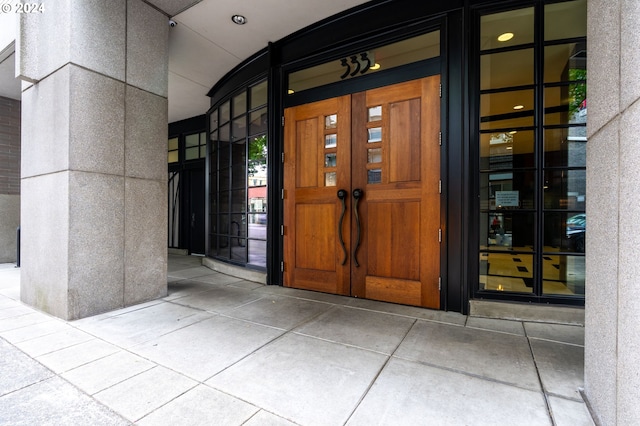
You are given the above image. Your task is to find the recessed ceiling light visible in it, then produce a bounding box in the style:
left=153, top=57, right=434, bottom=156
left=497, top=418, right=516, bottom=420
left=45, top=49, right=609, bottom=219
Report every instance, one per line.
left=513, top=105, right=524, bottom=110
left=498, top=32, right=514, bottom=42
left=506, top=146, right=513, bottom=150
left=287, top=89, right=295, bottom=95
left=232, top=15, right=247, bottom=25
left=508, top=130, right=517, bottom=135
left=370, top=63, right=381, bottom=70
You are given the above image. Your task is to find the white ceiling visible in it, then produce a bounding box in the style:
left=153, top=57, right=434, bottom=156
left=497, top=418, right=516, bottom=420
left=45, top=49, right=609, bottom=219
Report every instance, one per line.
left=168, top=0, right=372, bottom=122
left=0, top=0, right=371, bottom=123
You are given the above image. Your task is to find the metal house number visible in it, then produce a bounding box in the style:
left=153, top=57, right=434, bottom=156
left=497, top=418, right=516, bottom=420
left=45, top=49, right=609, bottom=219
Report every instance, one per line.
left=339, top=51, right=375, bottom=79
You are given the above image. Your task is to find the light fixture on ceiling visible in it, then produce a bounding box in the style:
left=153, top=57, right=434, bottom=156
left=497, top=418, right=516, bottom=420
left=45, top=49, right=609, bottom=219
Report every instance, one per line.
left=370, top=63, right=381, bottom=70
left=232, top=15, right=247, bottom=25
left=498, top=32, right=514, bottom=42
left=508, top=130, right=517, bottom=135
left=287, top=89, right=295, bottom=95
left=513, top=105, right=524, bottom=110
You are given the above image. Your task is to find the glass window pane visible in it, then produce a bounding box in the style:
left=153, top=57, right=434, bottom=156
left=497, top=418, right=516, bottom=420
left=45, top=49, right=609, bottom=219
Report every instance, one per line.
left=168, top=137, right=178, bottom=151
left=368, top=169, right=382, bottom=184
left=545, top=0, right=587, bottom=41
left=368, top=148, right=382, bottom=164
left=480, top=171, right=536, bottom=210
left=544, top=84, right=587, bottom=126
left=200, top=145, right=206, bottom=158
left=325, top=172, right=337, bottom=187
left=325, top=134, right=337, bottom=148
left=220, top=101, right=231, bottom=125
left=479, top=252, right=534, bottom=293
left=543, top=170, right=586, bottom=210
left=544, top=43, right=587, bottom=84
left=250, top=80, right=268, bottom=109
left=185, top=134, right=199, bottom=147
left=249, top=108, right=268, bottom=135
left=325, top=114, right=337, bottom=129
left=219, top=190, right=230, bottom=213
left=249, top=135, right=267, bottom=183
left=288, top=31, right=439, bottom=94
left=219, top=124, right=231, bottom=142
left=544, top=128, right=586, bottom=168
left=544, top=212, right=585, bottom=253
left=185, top=147, right=199, bottom=160
left=248, top=214, right=267, bottom=238
left=368, top=127, right=382, bottom=143
left=481, top=49, right=534, bottom=91
left=216, top=234, right=230, bottom=258
left=325, top=153, right=337, bottom=168
left=231, top=190, right=246, bottom=213
left=233, top=92, right=247, bottom=117
left=168, top=151, right=178, bottom=163
left=480, top=131, right=535, bottom=170
left=543, top=255, right=585, bottom=295
left=480, top=7, right=534, bottom=51
left=480, top=89, right=534, bottom=131
left=481, top=212, right=535, bottom=251
left=233, top=117, right=247, bottom=142
left=248, top=239, right=267, bottom=268
left=368, top=106, right=382, bottom=122
left=219, top=166, right=230, bottom=193
left=210, top=109, right=219, bottom=129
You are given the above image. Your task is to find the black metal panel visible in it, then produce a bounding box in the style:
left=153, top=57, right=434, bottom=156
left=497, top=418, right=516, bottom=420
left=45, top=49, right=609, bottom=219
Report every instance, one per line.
left=168, top=114, right=206, bottom=137
left=267, top=43, right=284, bottom=286
left=443, top=9, right=467, bottom=314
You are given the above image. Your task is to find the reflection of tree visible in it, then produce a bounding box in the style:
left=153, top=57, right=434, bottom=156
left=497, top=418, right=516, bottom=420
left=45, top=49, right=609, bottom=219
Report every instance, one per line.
left=568, top=69, right=586, bottom=117
left=249, top=135, right=267, bottom=175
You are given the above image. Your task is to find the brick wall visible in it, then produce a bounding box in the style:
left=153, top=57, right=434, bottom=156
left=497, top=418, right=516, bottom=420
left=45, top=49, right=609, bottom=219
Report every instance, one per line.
left=0, top=96, right=21, bottom=195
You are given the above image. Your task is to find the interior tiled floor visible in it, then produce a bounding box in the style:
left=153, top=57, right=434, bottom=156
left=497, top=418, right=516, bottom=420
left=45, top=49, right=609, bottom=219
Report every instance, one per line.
left=0, top=256, right=594, bottom=425
left=480, top=249, right=585, bottom=295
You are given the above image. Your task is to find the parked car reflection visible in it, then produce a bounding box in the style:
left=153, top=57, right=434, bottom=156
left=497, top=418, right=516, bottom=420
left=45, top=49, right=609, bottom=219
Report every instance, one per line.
left=565, top=213, right=585, bottom=253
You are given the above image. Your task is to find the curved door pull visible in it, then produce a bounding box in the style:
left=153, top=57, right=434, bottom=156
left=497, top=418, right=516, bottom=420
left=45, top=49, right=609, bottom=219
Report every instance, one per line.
left=337, top=189, right=348, bottom=265
left=352, top=188, right=364, bottom=267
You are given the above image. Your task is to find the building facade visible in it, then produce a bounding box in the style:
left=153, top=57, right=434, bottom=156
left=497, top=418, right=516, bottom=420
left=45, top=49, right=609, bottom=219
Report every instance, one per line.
left=3, top=0, right=639, bottom=423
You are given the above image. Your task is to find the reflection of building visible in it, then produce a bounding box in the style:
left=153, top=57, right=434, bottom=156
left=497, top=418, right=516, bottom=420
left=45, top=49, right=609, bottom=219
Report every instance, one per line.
left=1, top=0, right=639, bottom=423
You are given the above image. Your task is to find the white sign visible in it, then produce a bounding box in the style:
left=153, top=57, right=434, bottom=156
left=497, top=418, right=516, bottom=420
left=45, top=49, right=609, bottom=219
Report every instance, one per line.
left=495, top=191, right=519, bottom=207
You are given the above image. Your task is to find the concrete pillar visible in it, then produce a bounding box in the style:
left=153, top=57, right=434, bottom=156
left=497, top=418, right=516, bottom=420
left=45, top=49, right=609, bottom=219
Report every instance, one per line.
left=585, top=0, right=640, bottom=424
left=17, top=0, right=169, bottom=320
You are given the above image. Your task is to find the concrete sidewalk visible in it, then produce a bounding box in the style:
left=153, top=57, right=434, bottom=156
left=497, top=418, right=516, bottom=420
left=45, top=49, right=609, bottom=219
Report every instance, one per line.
left=0, top=256, right=594, bottom=425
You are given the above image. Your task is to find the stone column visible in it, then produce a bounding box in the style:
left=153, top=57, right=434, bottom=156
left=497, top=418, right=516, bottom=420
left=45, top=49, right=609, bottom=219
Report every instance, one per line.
left=585, top=0, right=640, bottom=424
left=17, top=0, right=168, bottom=319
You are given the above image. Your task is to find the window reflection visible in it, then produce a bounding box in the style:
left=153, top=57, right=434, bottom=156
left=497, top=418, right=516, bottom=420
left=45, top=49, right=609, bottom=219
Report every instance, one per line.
left=209, top=81, right=268, bottom=269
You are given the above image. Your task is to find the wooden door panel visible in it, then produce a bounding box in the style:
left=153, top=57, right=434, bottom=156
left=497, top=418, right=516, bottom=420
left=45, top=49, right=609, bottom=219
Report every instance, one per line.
left=366, top=201, right=420, bottom=280
left=295, top=203, right=336, bottom=271
left=365, top=276, right=422, bottom=306
left=296, top=118, right=319, bottom=188
left=389, top=98, right=421, bottom=183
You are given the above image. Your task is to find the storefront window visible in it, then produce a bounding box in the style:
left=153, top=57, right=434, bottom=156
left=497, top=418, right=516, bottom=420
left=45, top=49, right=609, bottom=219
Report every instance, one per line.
left=478, top=0, right=586, bottom=298
left=209, top=79, right=268, bottom=268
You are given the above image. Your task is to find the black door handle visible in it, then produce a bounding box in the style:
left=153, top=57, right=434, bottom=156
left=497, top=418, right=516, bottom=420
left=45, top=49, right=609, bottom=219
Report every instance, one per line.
left=337, top=189, right=348, bottom=265
left=352, top=188, right=364, bottom=267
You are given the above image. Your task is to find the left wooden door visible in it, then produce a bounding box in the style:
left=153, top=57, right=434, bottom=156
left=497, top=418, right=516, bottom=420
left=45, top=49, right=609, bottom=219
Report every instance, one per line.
left=283, top=95, right=352, bottom=295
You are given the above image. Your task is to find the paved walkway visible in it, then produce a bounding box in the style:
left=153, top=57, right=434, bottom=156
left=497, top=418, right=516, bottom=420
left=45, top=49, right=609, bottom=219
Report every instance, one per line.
left=0, top=256, right=594, bottom=425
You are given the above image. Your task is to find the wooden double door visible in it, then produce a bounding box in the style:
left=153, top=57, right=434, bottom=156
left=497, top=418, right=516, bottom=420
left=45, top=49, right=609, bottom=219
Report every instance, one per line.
left=283, top=76, right=441, bottom=309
